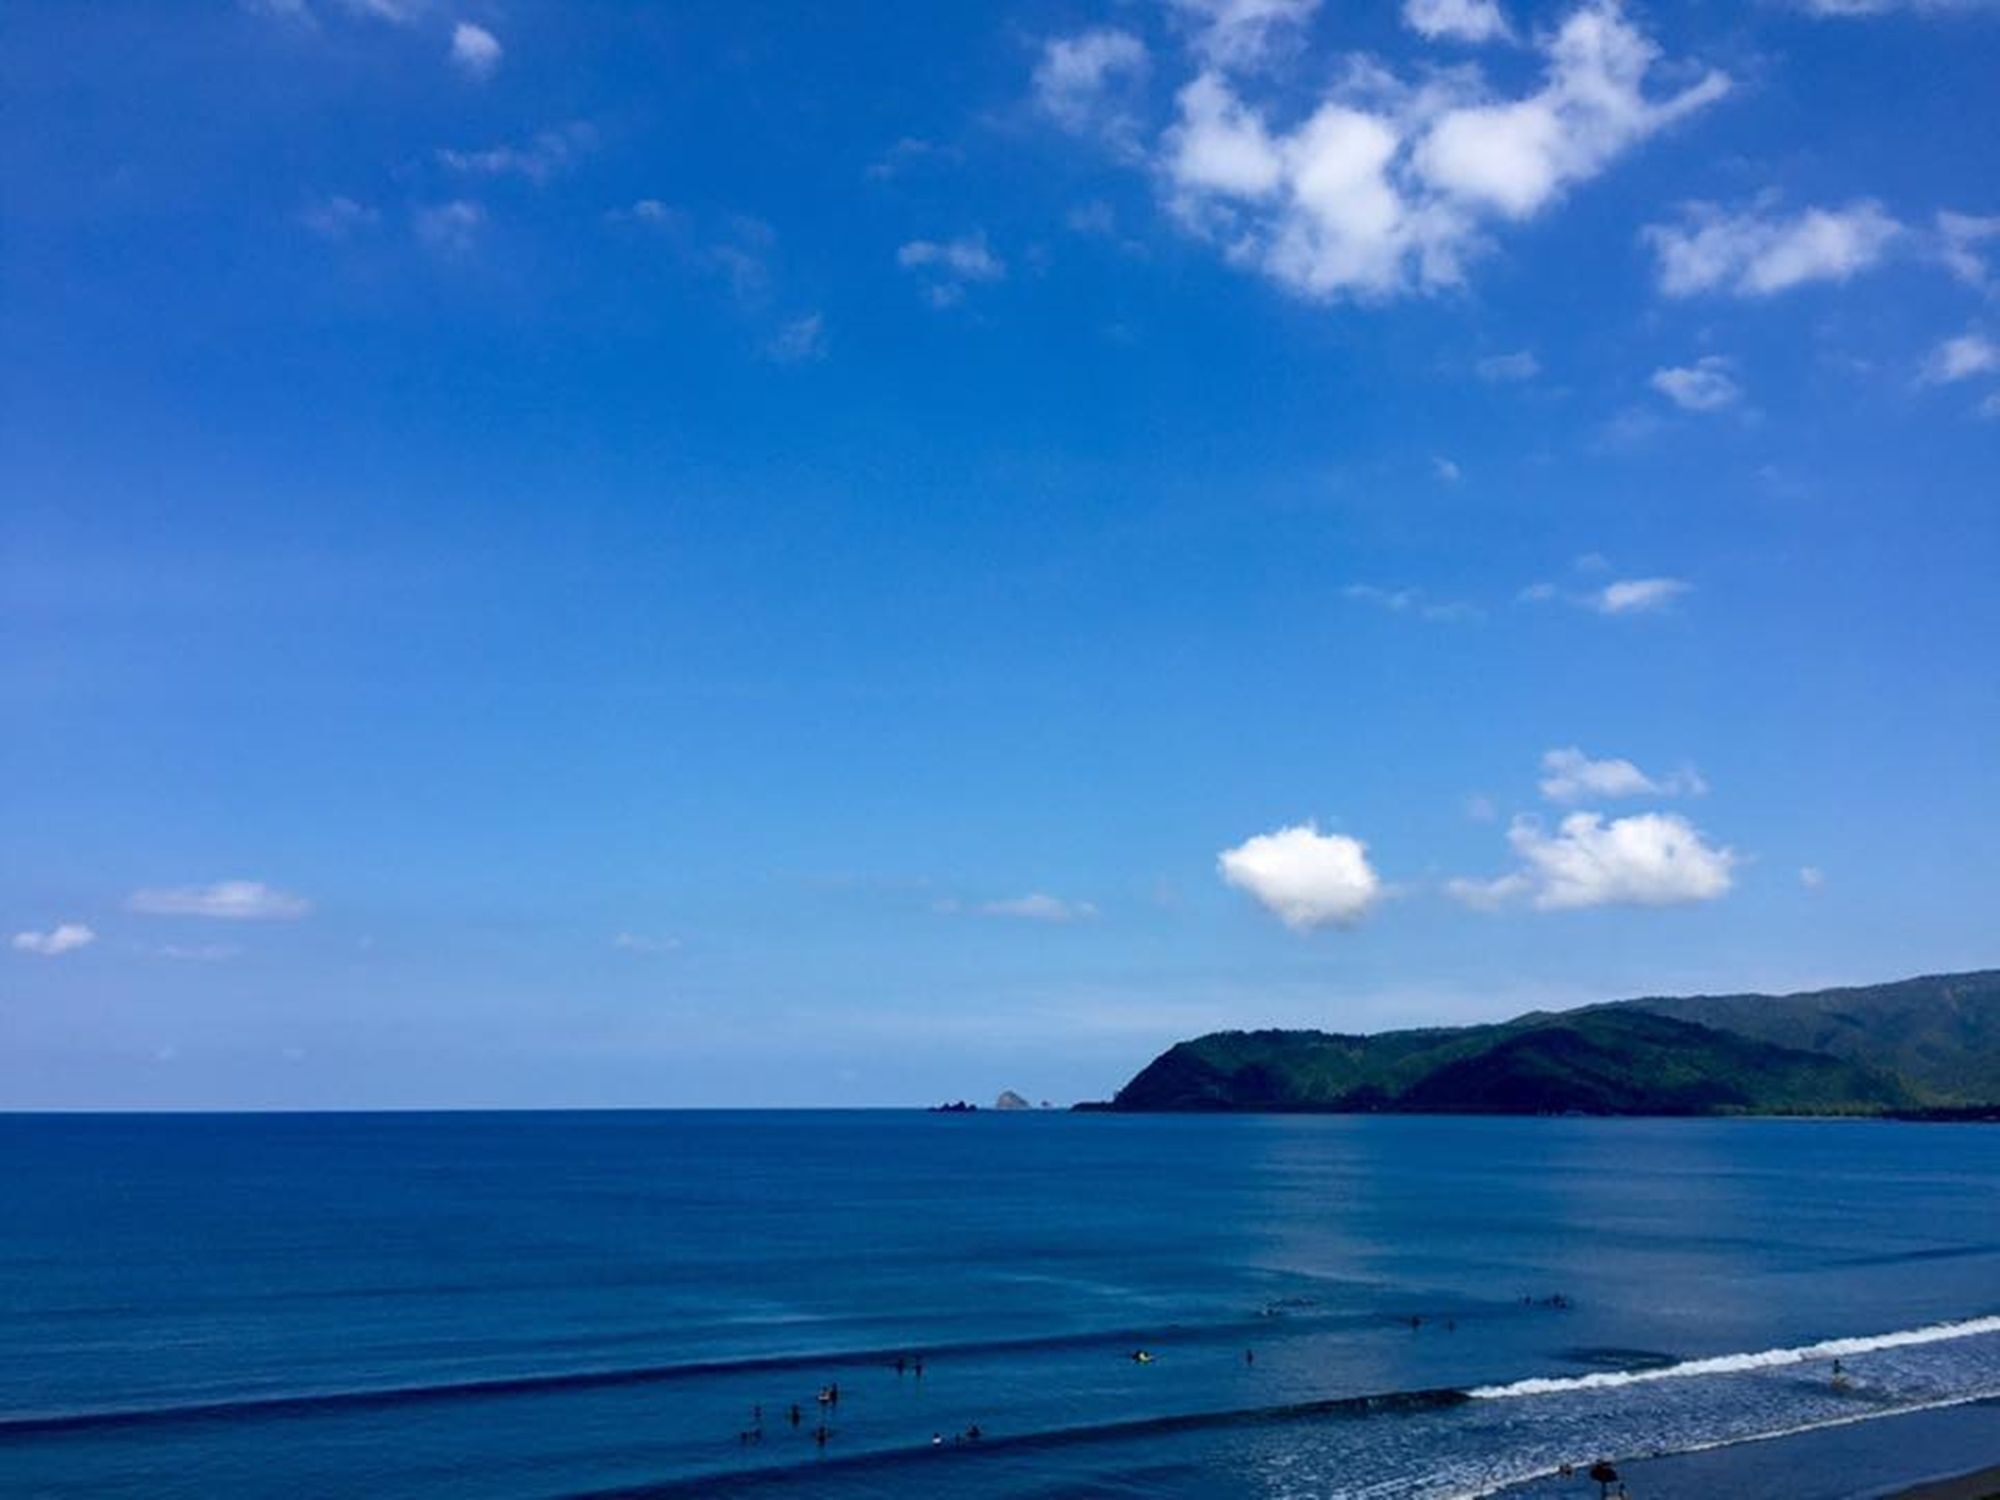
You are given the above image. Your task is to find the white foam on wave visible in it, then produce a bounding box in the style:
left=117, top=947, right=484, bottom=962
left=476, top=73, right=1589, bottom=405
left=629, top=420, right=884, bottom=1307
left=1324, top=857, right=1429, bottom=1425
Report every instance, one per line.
left=1468, top=1314, right=2000, bottom=1400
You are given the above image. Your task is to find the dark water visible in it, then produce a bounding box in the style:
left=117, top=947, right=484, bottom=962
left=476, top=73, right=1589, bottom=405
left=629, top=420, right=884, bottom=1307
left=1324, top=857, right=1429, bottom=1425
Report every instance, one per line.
left=2, top=1112, right=1996, bottom=1498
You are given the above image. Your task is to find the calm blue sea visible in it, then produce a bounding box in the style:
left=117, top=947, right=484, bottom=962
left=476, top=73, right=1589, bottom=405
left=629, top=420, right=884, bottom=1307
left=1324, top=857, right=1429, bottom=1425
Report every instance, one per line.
left=2, top=1112, right=1996, bottom=1499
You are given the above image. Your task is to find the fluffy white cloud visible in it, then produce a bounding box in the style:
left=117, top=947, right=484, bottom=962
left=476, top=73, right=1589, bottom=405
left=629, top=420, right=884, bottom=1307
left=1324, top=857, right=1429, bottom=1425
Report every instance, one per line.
left=978, top=893, right=1100, bottom=923
left=1650, top=355, right=1742, bottom=411
left=1160, top=3, right=1727, bottom=301
left=1644, top=200, right=1902, bottom=296
left=1032, top=29, right=1148, bottom=141
left=1412, top=8, right=1728, bottom=218
left=1475, top=349, right=1540, bottom=381
left=1172, top=0, right=1321, bottom=68
left=1921, top=331, right=1999, bottom=384
left=1404, top=0, right=1513, bottom=42
left=1218, top=822, right=1382, bottom=930
left=12, top=923, right=95, bottom=957
left=447, top=21, right=501, bottom=78
left=1538, top=747, right=1706, bottom=803
left=896, top=232, right=1006, bottom=306
left=1451, top=811, right=1736, bottom=911
left=127, top=881, right=311, bottom=921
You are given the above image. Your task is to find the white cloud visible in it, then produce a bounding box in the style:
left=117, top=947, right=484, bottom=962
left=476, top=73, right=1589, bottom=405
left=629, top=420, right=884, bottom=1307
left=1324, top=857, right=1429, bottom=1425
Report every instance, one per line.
left=1172, top=0, right=1321, bottom=69
left=1032, top=29, right=1148, bottom=144
left=1433, top=455, right=1463, bottom=481
left=897, top=232, right=1006, bottom=306
left=1451, top=811, right=1735, bottom=910
left=1937, top=211, right=2000, bottom=288
left=12, top=923, right=95, bottom=957
left=1475, top=349, right=1540, bottom=381
left=298, top=195, right=379, bottom=238
left=1159, top=3, right=1728, bottom=301
left=1404, top=0, right=1513, bottom=44
left=1650, top=355, right=1742, bottom=411
left=1800, top=866, right=1826, bottom=890
left=1792, top=0, right=2000, bottom=14
left=977, top=893, right=1100, bottom=923
left=1644, top=199, right=1902, bottom=297
left=448, top=21, right=501, bottom=79
left=1592, top=576, right=1690, bottom=614
left=613, top=932, right=681, bottom=954
left=1412, top=7, right=1729, bottom=219
left=764, top=313, right=828, bottom=364
left=127, top=881, right=311, bottom=921
left=1538, top=746, right=1707, bottom=803
left=1218, top=822, right=1382, bottom=930
left=1921, top=331, right=1999, bottom=384
left=1342, top=583, right=1483, bottom=622
left=437, top=123, right=593, bottom=184
left=158, top=943, right=243, bottom=962
left=412, top=199, right=485, bottom=255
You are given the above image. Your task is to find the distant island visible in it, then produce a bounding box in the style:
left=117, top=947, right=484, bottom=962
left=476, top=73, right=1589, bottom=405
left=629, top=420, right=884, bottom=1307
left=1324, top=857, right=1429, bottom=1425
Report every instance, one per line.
left=1082, top=970, right=2000, bottom=1117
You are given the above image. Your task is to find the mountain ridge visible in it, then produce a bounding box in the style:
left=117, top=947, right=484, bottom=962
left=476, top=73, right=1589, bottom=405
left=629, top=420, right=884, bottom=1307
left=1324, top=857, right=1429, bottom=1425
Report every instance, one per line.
left=1090, top=969, right=2000, bottom=1116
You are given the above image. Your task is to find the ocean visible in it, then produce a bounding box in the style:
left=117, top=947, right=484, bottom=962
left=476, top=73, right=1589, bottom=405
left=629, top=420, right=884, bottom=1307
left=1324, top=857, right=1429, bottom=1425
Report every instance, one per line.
left=2, top=1111, right=1996, bottom=1498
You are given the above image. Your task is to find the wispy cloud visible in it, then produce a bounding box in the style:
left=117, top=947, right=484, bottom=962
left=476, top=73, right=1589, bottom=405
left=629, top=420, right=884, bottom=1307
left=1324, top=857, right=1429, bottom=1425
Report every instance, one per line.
left=1343, top=583, right=1483, bottom=622
left=436, top=123, right=594, bottom=184
left=1474, top=349, right=1540, bottom=381
left=937, top=893, right=1100, bottom=923
left=1650, top=355, right=1743, bottom=411
left=127, top=881, right=311, bottom=921
left=1644, top=199, right=1902, bottom=296
left=12, top=923, right=95, bottom=957
left=1539, top=746, right=1707, bottom=803
left=896, top=232, right=1006, bottom=307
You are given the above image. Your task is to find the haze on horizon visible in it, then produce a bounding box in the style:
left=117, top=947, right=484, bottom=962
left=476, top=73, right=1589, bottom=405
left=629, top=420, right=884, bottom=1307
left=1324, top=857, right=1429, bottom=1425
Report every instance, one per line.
left=4, top=0, right=1997, bottom=1110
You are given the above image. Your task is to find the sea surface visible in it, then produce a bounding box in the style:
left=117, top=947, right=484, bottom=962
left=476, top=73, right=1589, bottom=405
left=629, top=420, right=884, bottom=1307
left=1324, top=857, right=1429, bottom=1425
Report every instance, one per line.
left=2, top=1111, right=1996, bottom=1499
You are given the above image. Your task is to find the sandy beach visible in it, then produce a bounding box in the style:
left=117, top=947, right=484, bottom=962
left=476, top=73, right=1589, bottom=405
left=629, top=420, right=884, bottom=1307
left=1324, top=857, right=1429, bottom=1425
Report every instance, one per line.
left=1490, top=1396, right=2000, bottom=1500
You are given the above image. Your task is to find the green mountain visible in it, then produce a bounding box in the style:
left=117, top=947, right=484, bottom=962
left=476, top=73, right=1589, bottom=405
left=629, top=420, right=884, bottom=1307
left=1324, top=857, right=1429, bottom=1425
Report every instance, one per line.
left=1096, top=970, right=2000, bottom=1116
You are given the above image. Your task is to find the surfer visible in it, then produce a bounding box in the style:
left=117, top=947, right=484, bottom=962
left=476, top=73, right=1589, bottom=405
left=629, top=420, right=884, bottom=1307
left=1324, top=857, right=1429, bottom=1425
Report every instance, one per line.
left=788, top=1403, right=801, bottom=1427
left=1130, top=1349, right=1155, bottom=1364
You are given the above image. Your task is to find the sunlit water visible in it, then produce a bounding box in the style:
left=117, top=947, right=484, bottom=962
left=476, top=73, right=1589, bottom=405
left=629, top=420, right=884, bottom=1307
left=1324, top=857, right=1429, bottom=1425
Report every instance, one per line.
left=2, top=1112, right=1995, bottom=1497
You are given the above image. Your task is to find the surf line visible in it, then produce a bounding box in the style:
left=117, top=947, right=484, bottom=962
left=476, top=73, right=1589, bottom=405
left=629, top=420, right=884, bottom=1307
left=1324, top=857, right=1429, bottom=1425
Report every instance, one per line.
left=1468, top=1314, right=2000, bottom=1400
left=1456, top=1388, right=2000, bottom=1500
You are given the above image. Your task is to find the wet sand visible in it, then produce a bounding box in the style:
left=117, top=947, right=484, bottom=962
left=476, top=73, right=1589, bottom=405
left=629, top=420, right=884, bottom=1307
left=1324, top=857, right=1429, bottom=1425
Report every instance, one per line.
left=1887, top=1465, right=2000, bottom=1500
left=1489, top=1395, right=2000, bottom=1500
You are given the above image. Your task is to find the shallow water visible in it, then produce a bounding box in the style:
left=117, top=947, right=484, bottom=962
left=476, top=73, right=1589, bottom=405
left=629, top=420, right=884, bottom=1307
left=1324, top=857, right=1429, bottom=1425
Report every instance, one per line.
left=2, top=1111, right=1995, bottom=1497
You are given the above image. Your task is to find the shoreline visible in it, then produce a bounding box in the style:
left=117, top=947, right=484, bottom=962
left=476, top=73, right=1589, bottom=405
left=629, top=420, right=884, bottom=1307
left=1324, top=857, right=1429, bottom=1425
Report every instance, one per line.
left=1488, top=1397, right=2000, bottom=1500
left=1887, top=1466, right=2000, bottom=1500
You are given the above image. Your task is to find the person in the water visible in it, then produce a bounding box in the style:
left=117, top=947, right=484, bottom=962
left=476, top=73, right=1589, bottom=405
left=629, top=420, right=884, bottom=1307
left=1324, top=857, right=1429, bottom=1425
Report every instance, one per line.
left=1130, top=1349, right=1155, bottom=1363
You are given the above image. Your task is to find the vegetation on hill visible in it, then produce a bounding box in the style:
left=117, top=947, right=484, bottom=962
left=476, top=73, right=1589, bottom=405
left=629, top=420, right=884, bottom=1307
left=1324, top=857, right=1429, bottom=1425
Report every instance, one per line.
left=1095, top=970, right=2000, bottom=1116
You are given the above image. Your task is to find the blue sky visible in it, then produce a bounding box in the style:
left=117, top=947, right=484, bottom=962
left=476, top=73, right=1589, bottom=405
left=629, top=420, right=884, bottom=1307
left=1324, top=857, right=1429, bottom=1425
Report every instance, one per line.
left=4, top=0, right=1997, bottom=1108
